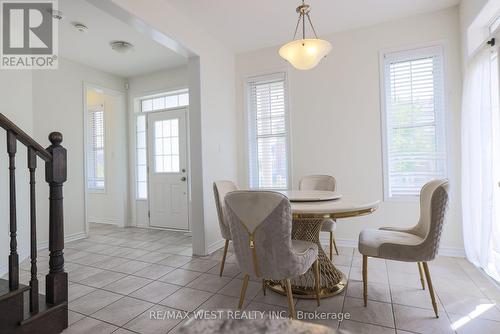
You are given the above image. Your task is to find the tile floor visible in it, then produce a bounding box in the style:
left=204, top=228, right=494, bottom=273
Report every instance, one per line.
left=11, top=223, right=500, bottom=334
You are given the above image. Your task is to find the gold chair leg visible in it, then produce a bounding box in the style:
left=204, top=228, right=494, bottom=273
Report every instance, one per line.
left=284, top=279, right=296, bottom=319
left=422, top=262, right=439, bottom=318
left=238, top=274, right=249, bottom=309
left=329, top=231, right=333, bottom=259
left=313, top=260, right=321, bottom=306
left=219, top=239, right=230, bottom=277
left=362, top=255, right=368, bottom=306
left=262, top=279, right=267, bottom=296
left=332, top=232, right=339, bottom=255
left=417, top=262, right=426, bottom=290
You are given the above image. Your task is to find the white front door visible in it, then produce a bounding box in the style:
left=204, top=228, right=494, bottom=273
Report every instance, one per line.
left=147, top=109, right=189, bottom=230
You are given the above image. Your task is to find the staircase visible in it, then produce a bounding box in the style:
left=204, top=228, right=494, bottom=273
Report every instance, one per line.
left=0, top=113, right=68, bottom=334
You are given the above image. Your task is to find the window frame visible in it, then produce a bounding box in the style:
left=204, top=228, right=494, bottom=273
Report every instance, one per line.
left=87, top=104, right=106, bottom=193
left=245, top=72, right=292, bottom=190
left=379, top=44, right=448, bottom=202
left=139, top=88, right=189, bottom=113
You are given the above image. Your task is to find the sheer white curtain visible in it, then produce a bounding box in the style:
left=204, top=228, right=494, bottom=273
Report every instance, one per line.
left=462, top=46, right=500, bottom=282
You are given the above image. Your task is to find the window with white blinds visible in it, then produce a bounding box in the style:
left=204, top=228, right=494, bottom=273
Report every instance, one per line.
left=87, top=106, right=105, bottom=190
left=381, top=45, right=447, bottom=199
left=246, top=73, right=290, bottom=189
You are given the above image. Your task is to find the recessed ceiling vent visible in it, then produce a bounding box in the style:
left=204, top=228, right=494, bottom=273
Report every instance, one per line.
left=110, top=41, right=134, bottom=54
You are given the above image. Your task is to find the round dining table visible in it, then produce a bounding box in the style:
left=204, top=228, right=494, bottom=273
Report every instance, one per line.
left=266, top=190, right=380, bottom=299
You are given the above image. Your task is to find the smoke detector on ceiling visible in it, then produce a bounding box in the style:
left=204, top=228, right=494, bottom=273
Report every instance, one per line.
left=73, top=23, right=88, bottom=32
left=110, top=41, right=134, bottom=54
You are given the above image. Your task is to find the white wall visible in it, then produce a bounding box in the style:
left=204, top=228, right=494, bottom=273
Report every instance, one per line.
left=86, top=89, right=127, bottom=227
left=0, top=71, right=33, bottom=275
left=235, top=7, right=464, bottom=254
left=32, top=58, right=125, bottom=245
left=110, top=0, right=238, bottom=255
left=126, top=66, right=189, bottom=228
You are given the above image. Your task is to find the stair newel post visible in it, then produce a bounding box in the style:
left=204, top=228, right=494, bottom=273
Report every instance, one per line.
left=28, top=147, right=39, bottom=313
left=7, top=130, right=19, bottom=291
left=45, top=132, right=68, bottom=306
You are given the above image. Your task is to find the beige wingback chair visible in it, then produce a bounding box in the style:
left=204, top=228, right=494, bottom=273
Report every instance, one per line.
left=358, top=179, right=449, bottom=317
left=225, top=191, right=321, bottom=318
left=213, top=180, right=238, bottom=276
left=299, top=175, right=339, bottom=259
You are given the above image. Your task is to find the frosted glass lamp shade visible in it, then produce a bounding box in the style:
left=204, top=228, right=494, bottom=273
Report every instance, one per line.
left=279, top=38, right=332, bottom=70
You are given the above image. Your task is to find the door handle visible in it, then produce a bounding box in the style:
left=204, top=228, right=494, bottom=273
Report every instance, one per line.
left=181, top=176, right=187, bottom=182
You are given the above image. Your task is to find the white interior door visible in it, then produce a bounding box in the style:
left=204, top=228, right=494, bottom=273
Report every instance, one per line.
left=147, top=109, right=189, bottom=230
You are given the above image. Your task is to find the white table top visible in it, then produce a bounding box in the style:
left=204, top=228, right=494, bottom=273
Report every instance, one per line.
left=289, top=194, right=380, bottom=217
left=279, top=190, right=342, bottom=202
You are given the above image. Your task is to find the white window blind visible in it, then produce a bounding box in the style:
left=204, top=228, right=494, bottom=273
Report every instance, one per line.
left=87, top=106, right=105, bottom=190
left=382, top=46, right=447, bottom=199
left=247, top=73, right=289, bottom=189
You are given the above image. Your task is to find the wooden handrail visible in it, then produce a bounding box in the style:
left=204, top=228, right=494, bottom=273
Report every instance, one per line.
left=0, top=114, right=52, bottom=162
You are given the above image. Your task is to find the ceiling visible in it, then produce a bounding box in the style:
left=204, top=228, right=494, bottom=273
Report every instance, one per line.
left=166, top=0, right=460, bottom=53
left=59, top=0, right=187, bottom=78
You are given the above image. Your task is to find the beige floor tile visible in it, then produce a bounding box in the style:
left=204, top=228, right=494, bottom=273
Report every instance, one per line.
left=78, top=270, right=126, bottom=288
left=343, top=297, right=394, bottom=328
left=207, top=262, right=241, bottom=278
left=135, top=251, right=170, bottom=263
left=393, top=304, right=454, bottom=334
left=102, top=275, right=152, bottom=295
left=339, top=320, right=396, bottom=334
left=123, top=305, right=183, bottom=334
left=439, top=292, right=500, bottom=322
left=68, top=282, right=96, bottom=302
left=350, top=266, right=389, bottom=284
left=159, top=287, right=213, bottom=312
left=67, top=310, right=85, bottom=325
left=92, top=296, right=154, bottom=326
left=186, top=273, right=232, bottom=293
left=217, top=278, right=260, bottom=300
left=347, top=281, right=391, bottom=303
left=158, top=255, right=193, bottom=268
left=130, top=281, right=180, bottom=303
left=390, top=284, right=441, bottom=310
left=296, top=293, right=344, bottom=313
left=132, top=263, right=176, bottom=279
left=388, top=271, right=424, bottom=289
left=252, top=289, right=297, bottom=308
left=91, top=256, right=130, bottom=270
left=108, top=260, right=151, bottom=274
left=197, top=293, right=241, bottom=311
left=158, top=268, right=202, bottom=286
left=63, top=317, right=117, bottom=334
left=181, top=258, right=219, bottom=272
left=69, top=289, right=122, bottom=315
left=449, top=312, right=500, bottom=334
left=68, top=266, right=104, bottom=283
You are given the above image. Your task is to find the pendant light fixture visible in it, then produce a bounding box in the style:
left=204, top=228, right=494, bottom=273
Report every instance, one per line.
left=279, top=1, right=332, bottom=70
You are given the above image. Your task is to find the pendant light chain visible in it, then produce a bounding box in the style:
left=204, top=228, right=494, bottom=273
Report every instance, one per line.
left=306, top=13, right=319, bottom=39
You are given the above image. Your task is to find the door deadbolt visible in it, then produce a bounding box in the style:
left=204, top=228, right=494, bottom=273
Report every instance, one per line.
left=181, top=176, right=187, bottom=181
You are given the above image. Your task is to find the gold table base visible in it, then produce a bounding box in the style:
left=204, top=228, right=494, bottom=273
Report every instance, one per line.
left=267, top=217, right=348, bottom=299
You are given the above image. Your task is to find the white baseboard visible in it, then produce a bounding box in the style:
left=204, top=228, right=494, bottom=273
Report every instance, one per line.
left=37, top=231, right=88, bottom=250
left=319, top=236, right=465, bottom=258
left=206, top=238, right=226, bottom=256
left=88, top=217, right=121, bottom=226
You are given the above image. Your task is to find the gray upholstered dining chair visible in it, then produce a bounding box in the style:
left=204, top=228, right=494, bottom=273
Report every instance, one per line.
left=358, top=179, right=449, bottom=318
left=224, top=191, right=321, bottom=318
left=299, top=175, right=339, bottom=259
left=213, top=180, right=238, bottom=276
